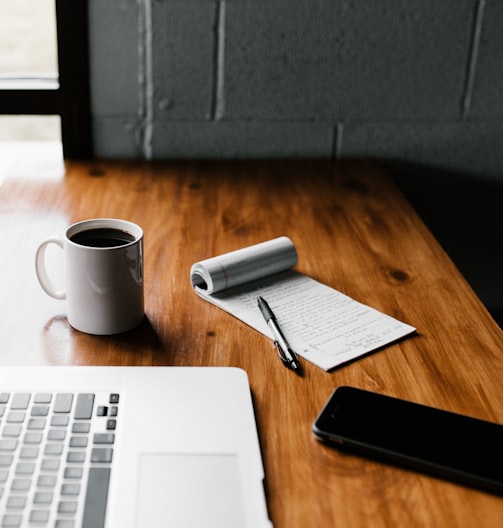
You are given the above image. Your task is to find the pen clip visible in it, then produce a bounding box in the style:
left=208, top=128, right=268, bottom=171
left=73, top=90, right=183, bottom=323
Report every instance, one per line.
left=274, top=341, right=300, bottom=371
left=274, top=341, right=291, bottom=367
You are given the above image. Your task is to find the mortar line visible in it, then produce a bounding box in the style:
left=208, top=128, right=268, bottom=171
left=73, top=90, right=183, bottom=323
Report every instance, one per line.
left=334, top=123, right=344, bottom=159
left=137, top=0, right=146, bottom=156
left=212, top=1, right=226, bottom=121
left=461, top=0, right=486, bottom=119
left=138, top=0, right=153, bottom=159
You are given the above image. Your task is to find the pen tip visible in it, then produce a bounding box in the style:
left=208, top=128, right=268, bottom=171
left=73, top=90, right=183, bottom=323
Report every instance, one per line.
left=292, top=363, right=303, bottom=376
left=289, top=359, right=302, bottom=373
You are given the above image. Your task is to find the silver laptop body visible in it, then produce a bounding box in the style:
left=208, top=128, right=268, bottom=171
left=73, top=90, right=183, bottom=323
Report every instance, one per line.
left=0, top=366, right=272, bottom=528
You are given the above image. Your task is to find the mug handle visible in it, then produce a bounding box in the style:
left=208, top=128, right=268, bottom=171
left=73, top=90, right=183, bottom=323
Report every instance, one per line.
left=35, top=236, right=66, bottom=300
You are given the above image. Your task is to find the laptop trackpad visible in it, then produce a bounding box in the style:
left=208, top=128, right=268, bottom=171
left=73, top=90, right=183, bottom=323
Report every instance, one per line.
left=137, top=453, right=246, bottom=527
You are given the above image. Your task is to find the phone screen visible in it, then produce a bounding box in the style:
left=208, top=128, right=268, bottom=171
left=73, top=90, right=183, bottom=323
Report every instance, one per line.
left=312, top=386, right=503, bottom=495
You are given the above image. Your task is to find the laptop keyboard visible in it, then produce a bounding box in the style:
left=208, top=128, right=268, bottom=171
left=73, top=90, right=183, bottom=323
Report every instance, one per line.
left=0, top=391, right=118, bottom=528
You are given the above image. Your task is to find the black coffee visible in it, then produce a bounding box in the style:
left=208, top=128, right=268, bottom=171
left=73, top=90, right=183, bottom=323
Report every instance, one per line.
left=70, top=228, right=136, bottom=248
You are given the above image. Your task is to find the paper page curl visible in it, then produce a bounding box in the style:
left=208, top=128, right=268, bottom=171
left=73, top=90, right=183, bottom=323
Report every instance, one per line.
left=190, top=236, right=297, bottom=294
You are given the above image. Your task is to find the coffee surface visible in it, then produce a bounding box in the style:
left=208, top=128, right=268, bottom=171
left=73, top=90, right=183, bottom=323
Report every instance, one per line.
left=70, top=228, right=136, bottom=248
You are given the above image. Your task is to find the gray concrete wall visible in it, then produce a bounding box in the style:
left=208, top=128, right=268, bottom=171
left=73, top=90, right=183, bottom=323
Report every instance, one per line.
left=89, top=0, right=503, bottom=180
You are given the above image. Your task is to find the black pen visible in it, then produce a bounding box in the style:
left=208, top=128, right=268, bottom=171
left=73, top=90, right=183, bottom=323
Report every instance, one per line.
left=257, top=296, right=301, bottom=373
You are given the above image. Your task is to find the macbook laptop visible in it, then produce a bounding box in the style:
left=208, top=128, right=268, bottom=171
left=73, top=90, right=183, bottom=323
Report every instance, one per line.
left=0, top=366, right=272, bottom=528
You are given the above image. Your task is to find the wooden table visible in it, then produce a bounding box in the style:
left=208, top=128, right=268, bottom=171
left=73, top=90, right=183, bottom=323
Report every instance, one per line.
left=1, top=148, right=503, bottom=527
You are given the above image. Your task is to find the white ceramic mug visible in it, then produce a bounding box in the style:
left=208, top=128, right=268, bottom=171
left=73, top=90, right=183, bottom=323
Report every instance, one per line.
left=35, top=218, right=144, bottom=335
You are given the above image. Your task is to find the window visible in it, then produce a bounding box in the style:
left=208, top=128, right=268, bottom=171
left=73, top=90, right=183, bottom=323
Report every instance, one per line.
left=0, top=0, right=91, bottom=158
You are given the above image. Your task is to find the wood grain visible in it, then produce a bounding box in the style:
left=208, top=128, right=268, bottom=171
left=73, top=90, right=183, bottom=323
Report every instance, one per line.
left=1, top=154, right=502, bottom=527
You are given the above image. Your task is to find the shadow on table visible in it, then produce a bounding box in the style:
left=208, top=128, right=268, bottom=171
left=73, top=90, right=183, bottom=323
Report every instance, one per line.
left=388, top=161, right=503, bottom=329
left=41, top=315, right=166, bottom=365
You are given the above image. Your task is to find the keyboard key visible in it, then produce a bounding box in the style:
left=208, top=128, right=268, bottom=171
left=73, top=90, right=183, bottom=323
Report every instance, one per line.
left=82, top=468, right=110, bottom=528
left=109, top=406, right=118, bottom=417
left=44, top=443, right=64, bottom=456
left=63, top=467, right=83, bottom=479
left=19, top=447, right=39, bottom=459
left=0, top=394, right=9, bottom=404
left=6, top=496, right=26, bottom=509
left=58, top=500, right=77, bottom=514
left=34, top=491, right=54, bottom=504
left=0, top=471, right=8, bottom=483
left=91, top=448, right=113, bottom=464
left=27, top=418, right=46, bottom=430
left=0, top=456, right=13, bottom=467
left=67, top=452, right=86, bottom=464
left=51, top=415, right=69, bottom=427
left=93, top=434, right=115, bottom=445
left=30, top=510, right=50, bottom=523
left=71, top=423, right=90, bottom=434
left=0, top=440, right=18, bottom=452
left=23, top=432, right=43, bottom=444
left=69, top=436, right=88, bottom=448
left=15, top=462, right=35, bottom=475
left=1, top=513, right=22, bottom=527
left=11, top=478, right=31, bottom=491
left=11, top=394, right=30, bottom=410
left=106, top=420, right=116, bottom=431
left=55, top=520, right=75, bottom=528
left=34, top=393, right=52, bottom=404
left=54, top=394, right=74, bottom=414
left=109, top=394, right=119, bottom=404
left=48, top=429, right=67, bottom=442
left=97, top=406, right=108, bottom=417
left=41, top=459, right=60, bottom=472
left=37, top=475, right=57, bottom=488
left=75, top=394, right=94, bottom=420
left=6, top=412, right=25, bottom=424
left=2, top=426, right=21, bottom=437
left=61, top=483, right=80, bottom=495
left=31, top=406, right=49, bottom=417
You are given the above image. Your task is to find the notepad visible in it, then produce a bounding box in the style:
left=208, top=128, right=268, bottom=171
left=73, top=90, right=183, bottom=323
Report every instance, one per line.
left=190, top=237, right=416, bottom=371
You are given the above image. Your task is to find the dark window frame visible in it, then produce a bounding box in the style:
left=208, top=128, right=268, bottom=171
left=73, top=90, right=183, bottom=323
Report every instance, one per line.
left=0, top=0, right=92, bottom=159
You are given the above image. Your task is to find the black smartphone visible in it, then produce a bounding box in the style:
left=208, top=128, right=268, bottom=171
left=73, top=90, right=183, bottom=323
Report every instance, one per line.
left=312, top=386, right=503, bottom=495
